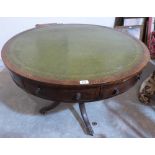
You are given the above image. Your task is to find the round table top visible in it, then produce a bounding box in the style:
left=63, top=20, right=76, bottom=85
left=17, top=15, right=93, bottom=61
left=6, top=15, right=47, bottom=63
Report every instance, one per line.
left=1, top=24, right=150, bottom=85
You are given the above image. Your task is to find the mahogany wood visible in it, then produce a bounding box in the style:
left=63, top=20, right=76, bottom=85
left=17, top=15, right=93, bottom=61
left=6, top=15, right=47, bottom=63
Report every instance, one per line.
left=9, top=70, right=141, bottom=102
left=2, top=23, right=149, bottom=102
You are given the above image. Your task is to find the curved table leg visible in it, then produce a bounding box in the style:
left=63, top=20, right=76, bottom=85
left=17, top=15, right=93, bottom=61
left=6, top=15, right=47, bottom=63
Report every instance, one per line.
left=40, top=102, right=61, bottom=115
left=79, top=102, right=94, bottom=136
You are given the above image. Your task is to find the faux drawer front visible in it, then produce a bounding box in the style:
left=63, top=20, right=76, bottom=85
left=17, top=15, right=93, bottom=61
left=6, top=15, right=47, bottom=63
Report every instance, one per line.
left=23, top=80, right=100, bottom=102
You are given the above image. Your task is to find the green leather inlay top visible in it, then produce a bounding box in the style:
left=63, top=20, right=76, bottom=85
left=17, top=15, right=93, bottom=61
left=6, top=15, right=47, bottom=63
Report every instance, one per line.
left=6, top=24, right=144, bottom=80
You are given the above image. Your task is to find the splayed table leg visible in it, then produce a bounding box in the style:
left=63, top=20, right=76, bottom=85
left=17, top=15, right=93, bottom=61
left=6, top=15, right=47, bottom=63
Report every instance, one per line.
left=79, top=102, right=94, bottom=136
left=39, top=102, right=61, bottom=115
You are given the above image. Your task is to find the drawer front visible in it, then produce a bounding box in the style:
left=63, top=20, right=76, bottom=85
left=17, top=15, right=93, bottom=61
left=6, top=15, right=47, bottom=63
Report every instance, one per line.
left=23, top=80, right=100, bottom=102
left=55, top=87, right=100, bottom=102
left=100, top=75, right=138, bottom=99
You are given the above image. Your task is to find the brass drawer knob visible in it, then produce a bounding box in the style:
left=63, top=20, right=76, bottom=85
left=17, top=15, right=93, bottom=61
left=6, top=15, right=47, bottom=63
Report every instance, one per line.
left=112, top=88, right=119, bottom=95
left=75, top=92, right=81, bottom=100
left=35, top=87, right=41, bottom=95
left=136, top=74, right=141, bottom=80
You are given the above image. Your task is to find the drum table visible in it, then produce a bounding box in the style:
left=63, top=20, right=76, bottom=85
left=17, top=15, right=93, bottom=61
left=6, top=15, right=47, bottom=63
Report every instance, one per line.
left=1, top=24, right=150, bottom=136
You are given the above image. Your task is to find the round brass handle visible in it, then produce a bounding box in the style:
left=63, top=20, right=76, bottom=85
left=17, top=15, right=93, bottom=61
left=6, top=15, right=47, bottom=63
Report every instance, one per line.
left=35, top=87, right=41, bottom=95
left=112, top=88, right=119, bottom=95
left=136, top=74, right=141, bottom=80
left=75, top=92, right=81, bottom=100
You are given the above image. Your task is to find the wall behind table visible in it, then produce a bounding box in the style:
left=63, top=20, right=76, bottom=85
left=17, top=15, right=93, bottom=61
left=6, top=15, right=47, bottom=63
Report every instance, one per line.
left=0, top=17, right=115, bottom=59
